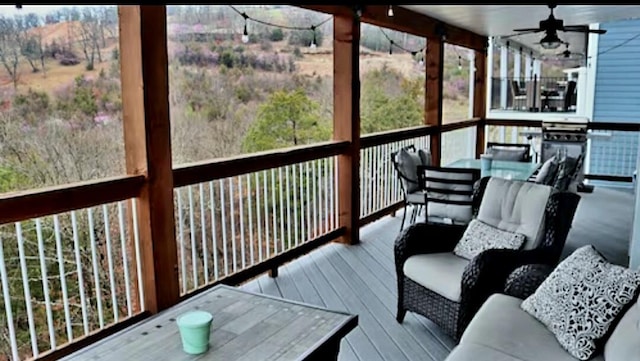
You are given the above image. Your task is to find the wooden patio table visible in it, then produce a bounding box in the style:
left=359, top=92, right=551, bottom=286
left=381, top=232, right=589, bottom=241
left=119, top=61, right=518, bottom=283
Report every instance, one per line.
left=61, top=284, right=358, bottom=361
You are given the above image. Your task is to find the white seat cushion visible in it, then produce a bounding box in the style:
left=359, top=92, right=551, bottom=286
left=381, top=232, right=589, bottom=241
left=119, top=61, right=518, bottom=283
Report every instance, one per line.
left=605, top=298, right=640, bottom=361
left=460, top=294, right=601, bottom=361
left=477, top=177, right=552, bottom=250
left=446, top=343, right=525, bottom=361
left=403, top=253, right=469, bottom=302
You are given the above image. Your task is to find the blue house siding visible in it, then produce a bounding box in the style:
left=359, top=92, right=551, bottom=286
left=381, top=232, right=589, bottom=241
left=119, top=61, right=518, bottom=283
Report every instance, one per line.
left=590, top=19, right=640, bottom=184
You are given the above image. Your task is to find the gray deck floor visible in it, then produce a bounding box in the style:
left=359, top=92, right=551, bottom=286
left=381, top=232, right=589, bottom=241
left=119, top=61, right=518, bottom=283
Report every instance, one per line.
left=239, top=186, right=635, bottom=361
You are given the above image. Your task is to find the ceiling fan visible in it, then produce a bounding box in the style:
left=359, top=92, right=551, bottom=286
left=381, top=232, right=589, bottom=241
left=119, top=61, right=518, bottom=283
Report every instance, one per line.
left=512, top=4, right=607, bottom=49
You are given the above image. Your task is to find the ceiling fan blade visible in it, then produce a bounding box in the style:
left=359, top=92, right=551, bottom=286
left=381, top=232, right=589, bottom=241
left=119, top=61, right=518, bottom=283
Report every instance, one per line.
left=513, top=28, right=543, bottom=33
left=562, top=26, right=607, bottom=34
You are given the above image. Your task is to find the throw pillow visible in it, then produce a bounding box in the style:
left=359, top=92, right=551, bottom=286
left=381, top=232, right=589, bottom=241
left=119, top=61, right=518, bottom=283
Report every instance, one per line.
left=418, top=148, right=431, bottom=167
left=396, top=148, right=423, bottom=193
left=535, top=155, right=556, bottom=184
left=521, top=245, right=640, bottom=360
left=453, top=219, right=527, bottom=260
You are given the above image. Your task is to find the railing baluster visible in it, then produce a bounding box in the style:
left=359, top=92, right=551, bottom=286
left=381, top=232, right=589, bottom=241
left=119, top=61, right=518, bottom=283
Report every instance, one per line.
left=176, top=190, right=187, bottom=293
left=187, top=186, right=198, bottom=288
left=247, top=174, right=254, bottom=266
left=285, top=166, right=292, bottom=250
left=239, top=176, right=246, bottom=269
left=87, top=209, right=105, bottom=329
left=263, top=170, right=270, bottom=258
left=324, top=158, right=329, bottom=233
left=71, top=211, right=89, bottom=334
left=229, top=178, right=237, bottom=273
left=255, top=173, right=263, bottom=262
left=102, top=204, right=119, bottom=323
left=199, top=183, right=209, bottom=284
left=35, top=218, right=56, bottom=350
left=312, top=160, right=318, bottom=238
left=16, top=222, right=39, bottom=356
left=53, top=215, right=73, bottom=342
left=293, top=164, right=299, bottom=247
left=208, top=182, right=219, bottom=280
left=131, top=200, right=145, bottom=311
left=278, top=167, right=285, bottom=252
left=220, top=180, right=229, bottom=276
left=304, top=162, right=314, bottom=242
left=0, top=234, right=20, bottom=361
left=298, top=163, right=305, bottom=244
left=334, top=156, right=339, bottom=229
left=271, top=169, right=278, bottom=255
left=117, top=202, right=133, bottom=317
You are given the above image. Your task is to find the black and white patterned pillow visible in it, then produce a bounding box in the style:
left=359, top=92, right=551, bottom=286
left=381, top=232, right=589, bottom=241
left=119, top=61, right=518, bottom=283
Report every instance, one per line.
left=453, top=219, right=527, bottom=260
left=521, top=245, right=640, bottom=360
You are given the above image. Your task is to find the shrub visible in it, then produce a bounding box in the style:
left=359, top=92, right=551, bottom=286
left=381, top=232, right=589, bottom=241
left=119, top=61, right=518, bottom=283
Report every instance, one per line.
left=112, top=48, right=119, bottom=60
left=288, top=29, right=323, bottom=47
left=293, top=47, right=303, bottom=58
left=269, top=28, right=284, bottom=42
left=260, top=39, right=273, bottom=51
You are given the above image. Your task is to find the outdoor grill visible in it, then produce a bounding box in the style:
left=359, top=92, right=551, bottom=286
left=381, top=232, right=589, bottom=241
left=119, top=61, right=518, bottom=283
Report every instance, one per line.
left=541, top=118, right=592, bottom=192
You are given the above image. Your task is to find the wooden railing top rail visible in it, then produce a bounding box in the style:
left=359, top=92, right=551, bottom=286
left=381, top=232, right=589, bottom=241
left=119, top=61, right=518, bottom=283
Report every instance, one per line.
left=173, top=140, right=350, bottom=188
left=441, top=118, right=481, bottom=133
left=0, top=174, right=145, bottom=226
left=361, top=125, right=438, bottom=149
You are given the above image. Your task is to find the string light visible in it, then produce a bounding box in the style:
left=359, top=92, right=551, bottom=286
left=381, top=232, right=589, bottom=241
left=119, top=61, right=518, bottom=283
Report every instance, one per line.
left=458, top=56, right=462, bottom=70
left=310, top=25, right=317, bottom=49
left=387, top=5, right=394, bottom=17
left=229, top=5, right=332, bottom=48
left=379, top=28, right=426, bottom=62
left=241, top=12, right=249, bottom=44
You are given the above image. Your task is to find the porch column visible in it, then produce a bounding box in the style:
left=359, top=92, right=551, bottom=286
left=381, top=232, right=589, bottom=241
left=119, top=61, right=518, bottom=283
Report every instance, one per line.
left=474, top=45, right=487, bottom=158
left=533, top=58, right=542, bottom=79
left=525, top=52, right=533, bottom=79
left=333, top=14, right=360, bottom=245
left=514, top=48, right=522, bottom=81
left=486, top=37, right=494, bottom=112
left=425, top=36, right=444, bottom=166
left=118, top=5, right=180, bottom=313
left=499, top=43, right=508, bottom=109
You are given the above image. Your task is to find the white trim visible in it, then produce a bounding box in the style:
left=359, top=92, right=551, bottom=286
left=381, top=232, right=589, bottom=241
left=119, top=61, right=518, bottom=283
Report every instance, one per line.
left=500, top=45, right=508, bottom=109
left=468, top=50, right=475, bottom=119
left=514, top=51, right=521, bottom=80
left=584, top=23, right=600, bottom=178
left=486, top=37, right=494, bottom=113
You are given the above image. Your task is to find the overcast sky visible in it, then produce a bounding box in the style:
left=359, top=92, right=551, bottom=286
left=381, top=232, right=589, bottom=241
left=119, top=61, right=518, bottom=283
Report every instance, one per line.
left=0, top=5, right=87, bottom=17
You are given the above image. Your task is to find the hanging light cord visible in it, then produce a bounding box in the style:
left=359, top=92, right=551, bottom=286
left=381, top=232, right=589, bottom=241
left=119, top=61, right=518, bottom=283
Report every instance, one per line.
left=229, top=5, right=331, bottom=31
left=379, top=28, right=425, bottom=55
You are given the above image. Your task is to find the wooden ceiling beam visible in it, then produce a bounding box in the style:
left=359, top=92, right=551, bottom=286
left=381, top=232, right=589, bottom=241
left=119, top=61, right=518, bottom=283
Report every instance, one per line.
left=299, top=5, right=487, bottom=51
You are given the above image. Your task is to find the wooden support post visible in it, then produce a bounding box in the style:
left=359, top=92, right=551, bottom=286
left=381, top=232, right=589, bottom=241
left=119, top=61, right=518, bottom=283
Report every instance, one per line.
left=474, top=48, right=487, bottom=158
left=119, top=5, right=179, bottom=313
left=333, top=14, right=360, bottom=245
left=425, top=37, right=444, bottom=166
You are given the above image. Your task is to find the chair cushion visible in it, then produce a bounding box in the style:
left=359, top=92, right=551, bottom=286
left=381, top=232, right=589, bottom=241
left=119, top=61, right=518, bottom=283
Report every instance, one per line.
left=604, top=298, right=640, bottom=361
left=521, top=245, right=640, bottom=360
left=396, top=148, right=424, bottom=193
left=477, top=177, right=552, bottom=250
left=459, top=294, right=600, bottom=361
left=446, top=343, right=525, bottom=361
left=453, top=219, right=527, bottom=260
left=418, top=148, right=431, bottom=167
left=487, top=146, right=528, bottom=162
left=402, top=252, right=469, bottom=302
left=424, top=168, right=476, bottom=224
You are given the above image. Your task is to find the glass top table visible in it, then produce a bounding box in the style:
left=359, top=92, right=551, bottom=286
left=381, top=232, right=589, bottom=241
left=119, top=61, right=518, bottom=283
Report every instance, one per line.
left=446, top=158, right=540, bottom=181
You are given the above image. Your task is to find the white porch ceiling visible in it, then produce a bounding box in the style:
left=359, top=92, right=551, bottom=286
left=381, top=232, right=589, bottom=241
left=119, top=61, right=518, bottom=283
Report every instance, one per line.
left=401, top=5, right=640, bottom=58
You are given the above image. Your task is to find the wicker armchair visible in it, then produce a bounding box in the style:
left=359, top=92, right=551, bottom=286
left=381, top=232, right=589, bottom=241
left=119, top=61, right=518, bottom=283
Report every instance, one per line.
left=394, top=176, right=581, bottom=341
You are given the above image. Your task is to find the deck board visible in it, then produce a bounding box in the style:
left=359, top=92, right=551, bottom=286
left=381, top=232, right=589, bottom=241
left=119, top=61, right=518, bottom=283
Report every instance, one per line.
left=240, top=186, right=633, bottom=361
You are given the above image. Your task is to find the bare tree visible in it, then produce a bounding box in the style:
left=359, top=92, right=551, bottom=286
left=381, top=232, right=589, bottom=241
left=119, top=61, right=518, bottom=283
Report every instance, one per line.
left=77, top=8, right=102, bottom=70
left=0, top=16, right=21, bottom=89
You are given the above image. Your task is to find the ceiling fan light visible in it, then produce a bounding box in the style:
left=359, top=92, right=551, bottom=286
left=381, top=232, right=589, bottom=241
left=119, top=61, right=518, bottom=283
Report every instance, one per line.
left=540, top=32, right=562, bottom=49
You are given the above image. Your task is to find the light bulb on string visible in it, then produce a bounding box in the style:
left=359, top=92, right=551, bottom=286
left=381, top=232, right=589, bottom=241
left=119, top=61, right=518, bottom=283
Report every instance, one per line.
left=389, top=40, right=393, bottom=55
left=387, top=5, right=394, bottom=17
left=457, top=56, right=462, bottom=70
left=309, top=26, right=317, bottom=49
left=241, top=13, right=249, bottom=44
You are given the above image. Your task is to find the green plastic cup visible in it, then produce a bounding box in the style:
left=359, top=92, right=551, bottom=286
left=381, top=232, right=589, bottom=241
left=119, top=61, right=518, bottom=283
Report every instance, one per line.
left=176, top=310, right=213, bottom=355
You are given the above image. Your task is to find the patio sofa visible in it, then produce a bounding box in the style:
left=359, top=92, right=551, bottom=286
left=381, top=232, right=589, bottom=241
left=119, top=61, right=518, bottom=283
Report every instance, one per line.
left=445, top=258, right=640, bottom=361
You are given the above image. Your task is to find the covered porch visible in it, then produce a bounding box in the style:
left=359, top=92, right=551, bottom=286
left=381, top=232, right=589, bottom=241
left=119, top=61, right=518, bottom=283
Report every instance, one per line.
left=1, top=4, right=639, bottom=361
